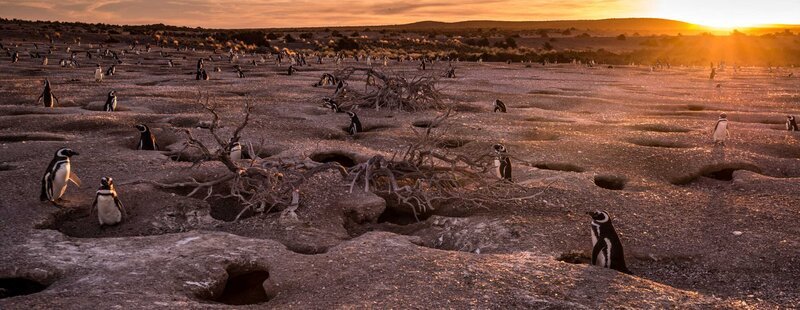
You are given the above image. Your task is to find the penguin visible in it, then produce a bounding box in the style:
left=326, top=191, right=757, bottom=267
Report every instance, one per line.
left=106, top=64, right=116, bottom=76
left=323, top=97, right=342, bottom=113
left=346, top=111, right=362, bottom=135
left=94, top=64, right=104, bottom=82
left=104, top=90, right=117, bottom=112
left=135, top=124, right=158, bottom=150
left=712, top=113, right=729, bottom=146
left=91, top=177, right=126, bottom=226
left=587, top=210, right=631, bottom=274
left=229, top=141, right=243, bottom=161
left=334, top=80, right=346, bottom=97
left=236, top=67, right=245, bottom=78
left=492, top=144, right=512, bottom=181
left=288, top=65, right=297, bottom=75
left=493, top=99, right=507, bottom=113
left=36, top=79, right=59, bottom=108
left=787, top=115, right=798, bottom=131
left=41, top=56, right=48, bottom=66
left=40, top=147, right=81, bottom=202
left=11, top=51, right=19, bottom=63
left=709, top=67, right=716, bottom=80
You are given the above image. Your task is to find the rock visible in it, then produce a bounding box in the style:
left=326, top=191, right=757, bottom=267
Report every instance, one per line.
left=338, top=191, right=385, bottom=224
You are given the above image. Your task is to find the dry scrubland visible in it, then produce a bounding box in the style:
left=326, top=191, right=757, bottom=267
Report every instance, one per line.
left=0, top=26, right=799, bottom=309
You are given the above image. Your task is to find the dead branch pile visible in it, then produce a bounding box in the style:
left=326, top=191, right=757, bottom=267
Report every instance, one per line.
left=133, top=93, right=346, bottom=221
left=333, top=67, right=448, bottom=111
left=346, top=110, right=552, bottom=220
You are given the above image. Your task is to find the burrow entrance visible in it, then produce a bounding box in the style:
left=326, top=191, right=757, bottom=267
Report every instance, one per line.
left=670, top=163, right=762, bottom=185
left=0, top=277, right=48, bottom=299
left=212, top=266, right=271, bottom=306
left=534, top=163, right=586, bottom=173
left=309, top=152, right=357, bottom=168
left=556, top=251, right=591, bottom=265
left=594, top=174, right=627, bottom=190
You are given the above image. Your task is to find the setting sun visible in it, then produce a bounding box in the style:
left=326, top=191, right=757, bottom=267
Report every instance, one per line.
left=652, top=0, right=800, bottom=29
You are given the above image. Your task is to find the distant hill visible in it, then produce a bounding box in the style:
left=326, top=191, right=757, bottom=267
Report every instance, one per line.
left=383, top=18, right=702, bottom=34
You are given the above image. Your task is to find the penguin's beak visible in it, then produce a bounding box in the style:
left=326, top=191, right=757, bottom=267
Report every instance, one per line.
left=71, top=151, right=80, bottom=156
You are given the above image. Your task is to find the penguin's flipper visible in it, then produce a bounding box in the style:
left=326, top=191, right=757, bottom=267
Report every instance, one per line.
left=114, top=196, right=127, bottom=218
left=90, top=195, right=98, bottom=217
left=40, top=174, right=51, bottom=202
left=69, top=173, right=82, bottom=187
left=591, top=240, right=605, bottom=266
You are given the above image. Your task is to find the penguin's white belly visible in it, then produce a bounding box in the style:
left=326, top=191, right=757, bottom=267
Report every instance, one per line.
left=53, top=164, right=70, bottom=199
left=230, top=148, right=242, bottom=161
left=713, top=122, right=728, bottom=141
left=493, top=159, right=502, bottom=178
left=97, top=196, right=122, bottom=225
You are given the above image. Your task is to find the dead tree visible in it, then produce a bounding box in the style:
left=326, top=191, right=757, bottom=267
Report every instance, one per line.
left=330, top=67, right=447, bottom=111
left=129, top=92, right=346, bottom=221
left=346, top=109, right=554, bottom=220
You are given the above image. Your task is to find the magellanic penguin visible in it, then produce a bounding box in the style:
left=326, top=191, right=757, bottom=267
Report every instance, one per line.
left=36, top=79, right=59, bottom=108
left=40, top=147, right=81, bottom=203
left=712, top=113, right=729, bottom=146
left=492, top=144, right=512, bottom=181
left=323, top=97, right=342, bottom=113
left=346, top=111, right=362, bottom=135
left=91, top=177, right=126, bottom=226
left=587, top=210, right=632, bottom=274
left=334, top=80, right=346, bottom=97
left=135, top=124, right=158, bottom=150
left=493, top=99, right=507, bottom=113
left=787, top=115, right=798, bottom=131
left=104, top=90, right=117, bottom=112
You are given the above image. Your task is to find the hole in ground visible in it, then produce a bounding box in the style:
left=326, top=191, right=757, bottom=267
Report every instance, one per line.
left=534, top=163, right=585, bottom=173
left=627, top=138, right=689, bottom=149
left=209, top=196, right=255, bottom=222
left=378, top=206, right=432, bottom=225
left=412, top=120, right=437, bottom=128
left=309, top=152, right=356, bottom=168
left=0, top=162, right=17, bottom=171
left=631, top=124, right=691, bottom=133
left=0, top=132, right=72, bottom=142
left=557, top=251, right=591, bottom=264
left=670, top=163, right=762, bottom=185
left=594, top=174, right=627, bottom=190
left=0, top=278, right=48, bottom=299
left=213, top=267, right=271, bottom=306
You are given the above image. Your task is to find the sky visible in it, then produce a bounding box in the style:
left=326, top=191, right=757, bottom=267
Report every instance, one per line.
left=0, top=0, right=798, bottom=28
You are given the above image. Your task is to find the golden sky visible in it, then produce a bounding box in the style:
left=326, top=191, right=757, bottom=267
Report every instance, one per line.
left=0, top=0, right=798, bottom=28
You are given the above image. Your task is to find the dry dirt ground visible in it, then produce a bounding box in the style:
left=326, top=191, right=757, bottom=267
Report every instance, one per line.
left=0, top=40, right=799, bottom=309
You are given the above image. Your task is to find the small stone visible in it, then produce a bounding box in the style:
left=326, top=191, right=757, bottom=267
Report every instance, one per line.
left=732, top=231, right=743, bottom=236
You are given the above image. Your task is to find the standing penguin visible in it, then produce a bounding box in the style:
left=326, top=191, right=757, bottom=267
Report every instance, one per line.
left=36, top=79, right=59, bottom=108
left=288, top=65, right=297, bottom=76
left=135, top=124, right=158, bottom=150
left=346, top=111, right=362, bottom=135
left=105, top=64, right=116, bottom=76
left=492, top=144, right=512, bottom=181
left=712, top=113, right=730, bottom=146
left=91, top=177, right=126, bottom=226
left=709, top=67, right=716, bottom=80
left=587, top=210, right=631, bottom=274
left=493, top=99, right=507, bottom=113
left=334, top=80, right=346, bottom=97
left=787, top=115, right=798, bottom=131
left=11, top=51, right=19, bottom=63
left=40, top=148, right=81, bottom=203
left=94, top=64, right=104, bottom=82
left=104, top=90, right=117, bottom=112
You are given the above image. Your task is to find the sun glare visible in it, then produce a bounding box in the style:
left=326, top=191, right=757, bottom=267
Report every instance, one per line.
left=652, top=0, right=800, bottom=29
